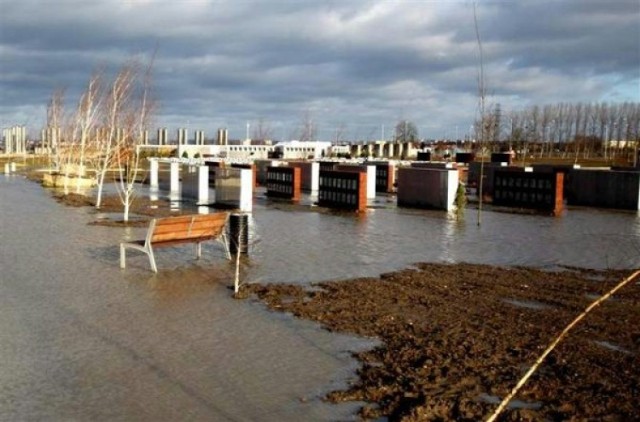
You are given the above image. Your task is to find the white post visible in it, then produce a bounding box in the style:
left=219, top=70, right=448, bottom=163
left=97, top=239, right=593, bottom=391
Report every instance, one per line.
left=310, top=162, right=320, bottom=193
left=366, top=165, right=376, bottom=199
left=170, top=161, right=180, bottom=195
left=239, top=169, right=253, bottom=212
left=149, top=159, right=159, bottom=189
left=197, top=165, right=209, bottom=204
left=445, top=169, right=459, bottom=211
left=4, top=163, right=10, bottom=174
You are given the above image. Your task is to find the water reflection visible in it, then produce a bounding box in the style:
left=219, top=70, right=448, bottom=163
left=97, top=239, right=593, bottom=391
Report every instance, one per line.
left=241, top=193, right=640, bottom=284
left=149, top=187, right=159, bottom=202
left=0, top=177, right=373, bottom=421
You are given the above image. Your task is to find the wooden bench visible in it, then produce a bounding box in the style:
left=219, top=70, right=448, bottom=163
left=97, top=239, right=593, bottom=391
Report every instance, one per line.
left=120, top=212, right=231, bottom=273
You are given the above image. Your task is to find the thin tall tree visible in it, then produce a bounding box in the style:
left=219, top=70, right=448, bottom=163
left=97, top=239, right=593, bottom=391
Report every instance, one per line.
left=474, top=2, right=486, bottom=226
left=74, top=70, right=104, bottom=192
left=94, top=63, right=136, bottom=209
left=113, top=56, right=156, bottom=222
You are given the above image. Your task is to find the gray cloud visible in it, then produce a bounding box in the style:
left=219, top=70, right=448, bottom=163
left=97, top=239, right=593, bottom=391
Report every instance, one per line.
left=1, top=0, right=638, bottom=140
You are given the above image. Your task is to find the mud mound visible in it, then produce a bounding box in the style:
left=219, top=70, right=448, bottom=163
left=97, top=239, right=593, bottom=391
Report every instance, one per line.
left=245, top=263, right=639, bottom=421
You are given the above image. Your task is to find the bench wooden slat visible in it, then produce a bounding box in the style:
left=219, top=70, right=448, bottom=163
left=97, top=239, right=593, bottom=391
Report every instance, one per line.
left=151, top=215, right=228, bottom=235
left=152, top=230, right=217, bottom=243
left=151, top=223, right=227, bottom=243
left=151, top=236, right=216, bottom=248
left=152, top=214, right=228, bottom=226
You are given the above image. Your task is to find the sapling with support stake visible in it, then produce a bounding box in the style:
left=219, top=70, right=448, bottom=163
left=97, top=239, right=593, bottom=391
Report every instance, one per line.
left=234, top=227, right=243, bottom=295
left=485, top=269, right=640, bottom=422
left=474, top=2, right=487, bottom=227
left=113, top=55, right=156, bottom=223
left=231, top=212, right=250, bottom=296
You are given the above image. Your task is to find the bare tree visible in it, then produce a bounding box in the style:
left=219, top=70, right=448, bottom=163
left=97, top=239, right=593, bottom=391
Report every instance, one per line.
left=46, top=88, right=66, bottom=173
left=540, top=104, right=553, bottom=158
left=597, top=102, right=610, bottom=160
left=491, top=103, right=502, bottom=144
left=572, top=102, right=584, bottom=160
left=94, top=63, right=137, bottom=209
left=394, top=119, right=419, bottom=142
left=44, top=87, right=90, bottom=193
left=629, top=103, right=640, bottom=166
left=74, top=70, right=104, bottom=192
left=252, top=117, right=273, bottom=141
left=561, top=103, right=575, bottom=158
left=588, top=103, right=600, bottom=156
left=297, top=110, right=317, bottom=142
left=60, top=97, right=84, bottom=193
left=501, top=101, right=638, bottom=163
left=334, top=122, right=348, bottom=145
left=474, top=2, right=487, bottom=226
left=609, top=103, right=623, bottom=160
left=113, top=57, right=156, bottom=222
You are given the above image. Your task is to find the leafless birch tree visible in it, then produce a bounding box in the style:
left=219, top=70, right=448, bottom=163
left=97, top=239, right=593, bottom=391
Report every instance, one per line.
left=297, top=110, right=317, bottom=142
left=46, top=88, right=66, bottom=173
left=74, top=70, right=104, bottom=192
left=94, top=63, right=136, bottom=209
left=251, top=117, right=273, bottom=141
left=113, top=57, right=156, bottom=222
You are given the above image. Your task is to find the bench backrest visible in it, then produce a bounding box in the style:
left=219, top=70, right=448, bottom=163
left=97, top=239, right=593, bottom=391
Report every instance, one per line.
left=147, top=212, right=229, bottom=244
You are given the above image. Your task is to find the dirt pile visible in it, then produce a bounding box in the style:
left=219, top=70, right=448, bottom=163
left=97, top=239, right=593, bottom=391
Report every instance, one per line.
left=244, top=263, right=639, bottom=421
left=50, top=192, right=200, bottom=226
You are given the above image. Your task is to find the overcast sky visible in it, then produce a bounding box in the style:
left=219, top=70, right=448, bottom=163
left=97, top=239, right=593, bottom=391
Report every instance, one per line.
left=1, top=0, right=638, bottom=142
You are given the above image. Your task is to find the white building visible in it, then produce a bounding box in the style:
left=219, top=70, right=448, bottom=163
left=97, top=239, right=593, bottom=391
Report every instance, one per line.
left=272, top=141, right=332, bottom=160
left=2, top=126, right=27, bottom=154
left=141, top=140, right=333, bottom=161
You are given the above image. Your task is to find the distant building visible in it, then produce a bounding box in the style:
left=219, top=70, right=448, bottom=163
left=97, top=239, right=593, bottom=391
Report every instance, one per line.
left=272, top=140, right=331, bottom=160
left=2, top=126, right=27, bottom=154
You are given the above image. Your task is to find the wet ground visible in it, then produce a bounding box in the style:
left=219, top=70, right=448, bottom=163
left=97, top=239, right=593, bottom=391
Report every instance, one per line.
left=3, top=170, right=640, bottom=421
left=244, top=264, right=640, bottom=421
left=0, top=176, right=373, bottom=421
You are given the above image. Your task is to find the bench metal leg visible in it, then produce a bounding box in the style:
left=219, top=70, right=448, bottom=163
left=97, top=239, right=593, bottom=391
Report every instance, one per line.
left=120, top=242, right=157, bottom=273
left=196, top=242, right=202, bottom=259
left=148, top=246, right=158, bottom=273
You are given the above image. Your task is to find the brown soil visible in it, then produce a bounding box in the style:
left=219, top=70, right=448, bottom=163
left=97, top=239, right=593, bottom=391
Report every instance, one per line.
left=51, top=192, right=198, bottom=226
left=243, top=263, right=640, bottom=421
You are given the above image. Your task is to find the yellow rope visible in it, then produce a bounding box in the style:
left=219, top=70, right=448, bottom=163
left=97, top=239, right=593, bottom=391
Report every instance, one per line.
left=486, top=269, right=640, bottom=422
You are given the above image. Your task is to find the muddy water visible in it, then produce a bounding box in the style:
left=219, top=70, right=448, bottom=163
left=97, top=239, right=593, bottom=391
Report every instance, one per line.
left=1, top=174, right=639, bottom=421
left=246, top=193, right=640, bottom=284
left=0, top=176, right=371, bottom=421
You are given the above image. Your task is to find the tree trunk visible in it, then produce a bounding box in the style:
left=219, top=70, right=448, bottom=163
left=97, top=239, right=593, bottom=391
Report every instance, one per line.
left=123, top=192, right=130, bottom=222
left=95, top=171, right=106, bottom=209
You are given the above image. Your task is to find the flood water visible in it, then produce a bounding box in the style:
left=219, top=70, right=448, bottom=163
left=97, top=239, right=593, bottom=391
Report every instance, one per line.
left=247, top=195, right=640, bottom=284
left=1, top=174, right=639, bottom=421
